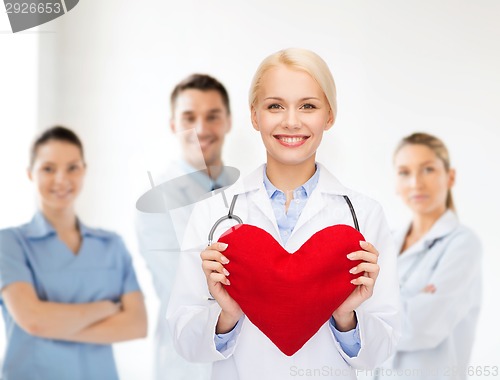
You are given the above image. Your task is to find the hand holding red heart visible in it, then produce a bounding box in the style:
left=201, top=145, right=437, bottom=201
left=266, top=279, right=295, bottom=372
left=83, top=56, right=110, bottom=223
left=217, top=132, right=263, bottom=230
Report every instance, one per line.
left=201, top=242, right=243, bottom=334
left=333, top=240, right=380, bottom=331
left=201, top=225, right=381, bottom=354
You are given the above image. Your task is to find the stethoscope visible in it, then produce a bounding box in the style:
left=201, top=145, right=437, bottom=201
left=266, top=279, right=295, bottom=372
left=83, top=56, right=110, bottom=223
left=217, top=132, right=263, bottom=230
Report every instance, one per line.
left=207, top=193, right=360, bottom=246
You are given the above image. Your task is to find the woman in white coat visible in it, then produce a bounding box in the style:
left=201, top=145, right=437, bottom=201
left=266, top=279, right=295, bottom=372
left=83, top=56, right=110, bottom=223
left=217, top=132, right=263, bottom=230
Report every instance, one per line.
left=167, top=48, right=401, bottom=380
left=380, top=132, right=482, bottom=379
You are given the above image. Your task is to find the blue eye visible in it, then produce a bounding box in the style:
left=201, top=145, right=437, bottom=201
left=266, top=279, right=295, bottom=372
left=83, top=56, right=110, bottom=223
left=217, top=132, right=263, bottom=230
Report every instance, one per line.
left=398, top=171, right=409, bottom=177
left=267, top=104, right=282, bottom=110
left=301, top=103, right=316, bottom=109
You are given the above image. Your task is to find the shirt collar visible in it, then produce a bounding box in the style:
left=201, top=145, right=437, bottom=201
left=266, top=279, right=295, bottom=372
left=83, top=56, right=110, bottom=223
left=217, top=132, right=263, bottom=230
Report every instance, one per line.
left=177, top=159, right=211, bottom=190
left=228, top=162, right=351, bottom=197
left=177, top=159, right=230, bottom=191
left=77, top=220, right=110, bottom=239
left=23, top=211, right=56, bottom=239
left=262, top=164, right=320, bottom=199
left=23, top=211, right=108, bottom=240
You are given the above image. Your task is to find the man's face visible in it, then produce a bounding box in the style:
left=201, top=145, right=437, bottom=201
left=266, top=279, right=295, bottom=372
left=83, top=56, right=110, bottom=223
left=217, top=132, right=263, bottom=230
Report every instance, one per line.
left=171, top=89, right=231, bottom=168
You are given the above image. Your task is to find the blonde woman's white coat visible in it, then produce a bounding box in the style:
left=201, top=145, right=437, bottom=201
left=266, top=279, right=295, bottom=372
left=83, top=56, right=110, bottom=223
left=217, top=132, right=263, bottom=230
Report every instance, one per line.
left=167, top=164, right=401, bottom=380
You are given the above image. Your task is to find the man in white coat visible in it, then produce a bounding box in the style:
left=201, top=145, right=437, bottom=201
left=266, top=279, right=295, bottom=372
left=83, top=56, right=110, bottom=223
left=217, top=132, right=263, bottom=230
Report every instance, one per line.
left=136, top=74, right=235, bottom=380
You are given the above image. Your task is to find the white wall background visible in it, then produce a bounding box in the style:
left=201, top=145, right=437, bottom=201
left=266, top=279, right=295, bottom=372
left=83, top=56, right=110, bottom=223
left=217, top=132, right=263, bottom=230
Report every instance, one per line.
left=0, top=10, right=39, bottom=367
left=1, top=0, right=499, bottom=378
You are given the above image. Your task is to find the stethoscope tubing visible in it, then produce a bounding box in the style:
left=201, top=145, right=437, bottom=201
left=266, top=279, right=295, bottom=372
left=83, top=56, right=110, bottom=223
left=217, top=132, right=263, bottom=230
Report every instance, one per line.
left=208, top=194, right=242, bottom=246
left=207, top=194, right=359, bottom=246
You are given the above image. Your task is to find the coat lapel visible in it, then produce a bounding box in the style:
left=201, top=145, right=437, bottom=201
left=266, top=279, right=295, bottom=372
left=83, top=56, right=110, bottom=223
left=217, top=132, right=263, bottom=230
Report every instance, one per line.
left=291, top=188, right=328, bottom=236
left=229, top=164, right=282, bottom=243
left=398, top=210, right=459, bottom=260
left=248, top=186, right=282, bottom=242
left=289, top=164, right=348, bottom=244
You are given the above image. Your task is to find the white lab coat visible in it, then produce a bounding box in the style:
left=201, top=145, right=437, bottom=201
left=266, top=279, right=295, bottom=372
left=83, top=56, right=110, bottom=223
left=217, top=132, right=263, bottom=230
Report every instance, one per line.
left=167, top=163, right=401, bottom=380
left=377, top=210, right=482, bottom=380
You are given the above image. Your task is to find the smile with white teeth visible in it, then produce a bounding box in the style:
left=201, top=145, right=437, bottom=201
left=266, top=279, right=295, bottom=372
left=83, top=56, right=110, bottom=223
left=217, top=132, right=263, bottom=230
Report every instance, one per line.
left=276, top=136, right=308, bottom=143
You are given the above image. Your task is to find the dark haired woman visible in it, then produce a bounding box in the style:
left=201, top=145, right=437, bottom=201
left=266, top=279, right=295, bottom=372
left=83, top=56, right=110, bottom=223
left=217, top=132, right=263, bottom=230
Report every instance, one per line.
left=0, top=126, right=147, bottom=380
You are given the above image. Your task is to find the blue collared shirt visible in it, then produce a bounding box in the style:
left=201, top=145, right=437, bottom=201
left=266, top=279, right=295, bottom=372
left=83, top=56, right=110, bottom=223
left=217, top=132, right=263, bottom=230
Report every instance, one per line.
left=215, top=165, right=361, bottom=357
left=263, top=165, right=320, bottom=245
left=177, top=159, right=232, bottom=191
left=0, top=212, right=141, bottom=380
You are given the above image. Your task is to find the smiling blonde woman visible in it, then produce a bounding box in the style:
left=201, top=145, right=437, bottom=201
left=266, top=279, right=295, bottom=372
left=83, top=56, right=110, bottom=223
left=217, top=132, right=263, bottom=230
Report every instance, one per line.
left=167, top=49, right=401, bottom=380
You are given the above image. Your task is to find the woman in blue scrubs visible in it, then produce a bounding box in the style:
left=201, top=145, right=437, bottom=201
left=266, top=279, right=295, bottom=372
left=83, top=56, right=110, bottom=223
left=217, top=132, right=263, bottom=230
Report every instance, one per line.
left=0, top=126, right=147, bottom=380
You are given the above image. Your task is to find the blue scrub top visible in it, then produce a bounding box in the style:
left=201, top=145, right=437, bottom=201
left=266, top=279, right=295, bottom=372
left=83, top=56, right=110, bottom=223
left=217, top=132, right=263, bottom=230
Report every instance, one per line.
left=0, top=212, right=141, bottom=380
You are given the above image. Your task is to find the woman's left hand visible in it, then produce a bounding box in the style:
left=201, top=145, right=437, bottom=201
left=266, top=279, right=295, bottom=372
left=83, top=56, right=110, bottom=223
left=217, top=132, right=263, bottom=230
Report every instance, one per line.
left=332, top=240, right=380, bottom=331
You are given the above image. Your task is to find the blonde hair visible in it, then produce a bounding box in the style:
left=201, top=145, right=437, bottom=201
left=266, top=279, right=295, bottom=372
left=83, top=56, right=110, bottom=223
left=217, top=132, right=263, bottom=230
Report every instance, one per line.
left=248, top=48, right=337, bottom=122
left=395, top=132, right=455, bottom=211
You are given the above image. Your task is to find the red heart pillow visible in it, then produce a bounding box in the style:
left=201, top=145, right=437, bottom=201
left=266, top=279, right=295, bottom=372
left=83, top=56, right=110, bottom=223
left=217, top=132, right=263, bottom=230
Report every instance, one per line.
left=218, top=224, right=364, bottom=356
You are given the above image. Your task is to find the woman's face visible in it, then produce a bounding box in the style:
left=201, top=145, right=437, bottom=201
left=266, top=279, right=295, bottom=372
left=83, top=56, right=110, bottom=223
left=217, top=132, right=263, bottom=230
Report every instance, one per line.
left=28, top=140, right=86, bottom=212
left=251, top=65, right=334, bottom=168
left=394, top=144, right=454, bottom=217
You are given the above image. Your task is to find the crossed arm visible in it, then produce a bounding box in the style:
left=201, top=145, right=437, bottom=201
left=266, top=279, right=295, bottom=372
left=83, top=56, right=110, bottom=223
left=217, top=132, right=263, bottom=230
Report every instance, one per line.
left=2, top=281, right=147, bottom=343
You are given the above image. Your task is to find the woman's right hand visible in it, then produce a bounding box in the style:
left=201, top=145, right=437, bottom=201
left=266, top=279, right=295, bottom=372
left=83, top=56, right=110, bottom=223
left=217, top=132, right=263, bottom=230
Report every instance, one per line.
left=201, top=242, right=243, bottom=333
